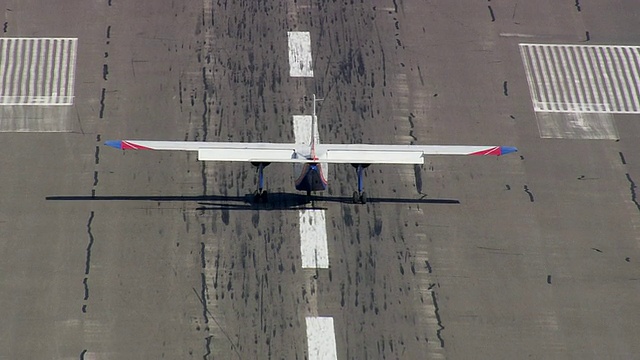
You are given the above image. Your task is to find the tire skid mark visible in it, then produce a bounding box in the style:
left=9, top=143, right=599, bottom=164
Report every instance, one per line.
left=199, top=242, right=210, bottom=326
left=488, top=6, right=496, bottom=22
left=524, top=185, right=535, bottom=202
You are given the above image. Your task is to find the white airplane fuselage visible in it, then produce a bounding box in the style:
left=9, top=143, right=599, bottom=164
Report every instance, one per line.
left=292, top=113, right=328, bottom=193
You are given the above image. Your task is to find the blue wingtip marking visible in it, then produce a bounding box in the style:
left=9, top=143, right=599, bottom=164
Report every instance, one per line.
left=104, top=140, right=123, bottom=149
left=500, top=146, right=518, bottom=155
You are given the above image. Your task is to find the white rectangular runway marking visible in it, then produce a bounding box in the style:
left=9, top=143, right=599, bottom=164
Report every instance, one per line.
left=306, top=316, right=338, bottom=360
left=0, top=38, right=77, bottom=105
left=299, top=210, right=329, bottom=268
left=520, top=44, right=640, bottom=114
left=288, top=31, right=313, bottom=77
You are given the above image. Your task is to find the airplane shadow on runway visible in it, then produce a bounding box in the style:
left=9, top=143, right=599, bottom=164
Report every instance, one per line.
left=46, top=192, right=460, bottom=211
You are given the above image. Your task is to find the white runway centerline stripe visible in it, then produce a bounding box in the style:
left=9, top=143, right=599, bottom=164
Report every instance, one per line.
left=306, top=317, right=338, bottom=360
left=288, top=31, right=314, bottom=77
left=0, top=37, right=77, bottom=105
left=299, top=210, right=329, bottom=268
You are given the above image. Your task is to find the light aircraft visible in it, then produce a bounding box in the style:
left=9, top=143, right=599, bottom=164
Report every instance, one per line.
left=105, top=95, right=517, bottom=204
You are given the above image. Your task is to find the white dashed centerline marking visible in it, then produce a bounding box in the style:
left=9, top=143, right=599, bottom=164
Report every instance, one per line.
left=299, top=210, right=329, bottom=268
left=287, top=31, right=314, bottom=77
left=306, top=317, right=338, bottom=360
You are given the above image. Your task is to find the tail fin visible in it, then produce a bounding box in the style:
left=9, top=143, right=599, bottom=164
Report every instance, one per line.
left=310, top=94, right=321, bottom=160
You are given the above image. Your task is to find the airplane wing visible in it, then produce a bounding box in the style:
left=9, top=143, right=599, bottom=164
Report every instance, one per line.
left=104, top=140, right=308, bottom=163
left=314, top=144, right=518, bottom=164
left=105, top=140, right=517, bottom=164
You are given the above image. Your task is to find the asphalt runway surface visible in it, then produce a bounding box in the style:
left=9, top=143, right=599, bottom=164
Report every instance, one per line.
left=1, top=0, right=639, bottom=359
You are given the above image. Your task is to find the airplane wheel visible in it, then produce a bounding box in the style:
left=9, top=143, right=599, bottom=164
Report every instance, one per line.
left=254, top=190, right=268, bottom=203
left=360, top=191, right=367, bottom=204
left=353, top=191, right=360, bottom=204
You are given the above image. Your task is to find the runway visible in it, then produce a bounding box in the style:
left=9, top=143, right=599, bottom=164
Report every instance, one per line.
left=1, top=0, right=639, bottom=359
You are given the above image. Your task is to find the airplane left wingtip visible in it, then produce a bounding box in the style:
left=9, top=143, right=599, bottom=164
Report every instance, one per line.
left=104, top=140, right=123, bottom=149
left=500, top=146, right=518, bottom=155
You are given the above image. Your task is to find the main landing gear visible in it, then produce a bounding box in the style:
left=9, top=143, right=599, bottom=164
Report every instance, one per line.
left=252, top=162, right=269, bottom=203
left=351, top=164, right=370, bottom=204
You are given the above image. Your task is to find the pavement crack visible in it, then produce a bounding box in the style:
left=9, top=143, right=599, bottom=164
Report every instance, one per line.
left=523, top=185, right=535, bottom=202
left=85, top=211, right=95, bottom=275
left=191, top=288, right=242, bottom=359
left=99, top=88, right=106, bottom=118
left=203, top=335, right=213, bottom=360
left=625, top=173, right=640, bottom=212
left=431, top=289, right=445, bottom=348
left=82, top=211, right=95, bottom=313
left=83, top=277, right=89, bottom=300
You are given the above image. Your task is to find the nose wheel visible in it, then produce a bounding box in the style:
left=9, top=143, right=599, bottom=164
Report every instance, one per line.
left=351, top=164, right=370, bottom=204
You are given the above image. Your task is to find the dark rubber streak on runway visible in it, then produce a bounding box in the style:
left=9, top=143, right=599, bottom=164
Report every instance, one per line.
left=408, top=113, right=417, bottom=142
left=199, top=242, right=210, bottom=325
left=503, top=81, right=508, bottom=96
left=417, top=65, right=425, bottom=86
left=547, top=275, right=552, bottom=284
left=575, top=0, right=581, bottom=11
left=425, top=260, right=433, bottom=273
left=414, top=165, right=423, bottom=194
left=103, top=64, right=109, bottom=81
left=619, top=152, right=627, bottom=165
left=94, top=146, right=99, bottom=165
left=488, top=6, right=496, bottom=22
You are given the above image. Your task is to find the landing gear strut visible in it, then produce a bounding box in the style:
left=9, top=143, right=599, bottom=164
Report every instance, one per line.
left=351, top=164, right=370, bottom=204
left=252, top=162, right=270, bottom=203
